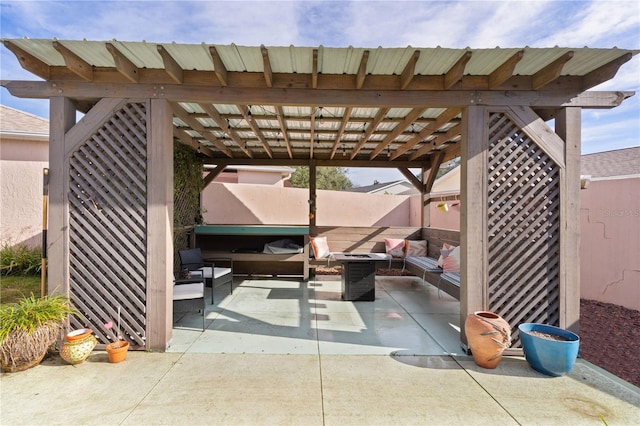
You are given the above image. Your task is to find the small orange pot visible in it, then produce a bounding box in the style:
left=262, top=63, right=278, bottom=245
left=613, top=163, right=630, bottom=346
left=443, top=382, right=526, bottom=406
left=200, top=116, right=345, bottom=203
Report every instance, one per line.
left=105, top=341, right=130, bottom=363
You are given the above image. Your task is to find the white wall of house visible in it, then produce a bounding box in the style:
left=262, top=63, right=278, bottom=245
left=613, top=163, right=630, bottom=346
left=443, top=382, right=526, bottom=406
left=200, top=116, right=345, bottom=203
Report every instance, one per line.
left=0, top=136, right=49, bottom=248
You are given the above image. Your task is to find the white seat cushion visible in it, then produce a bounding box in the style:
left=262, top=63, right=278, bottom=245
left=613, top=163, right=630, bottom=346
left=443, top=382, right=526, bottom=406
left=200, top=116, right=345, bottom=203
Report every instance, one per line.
left=213, top=267, right=232, bottom=279
left=173, top=282, right=204, bottom=300
left=196, top=267, right=212, bottom=278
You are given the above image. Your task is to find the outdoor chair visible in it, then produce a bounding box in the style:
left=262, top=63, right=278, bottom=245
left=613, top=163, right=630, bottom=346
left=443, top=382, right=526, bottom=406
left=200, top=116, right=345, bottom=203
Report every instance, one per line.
left=178, top=248, right=233, bottom=304
left=173, top=276, right=206, bottom=331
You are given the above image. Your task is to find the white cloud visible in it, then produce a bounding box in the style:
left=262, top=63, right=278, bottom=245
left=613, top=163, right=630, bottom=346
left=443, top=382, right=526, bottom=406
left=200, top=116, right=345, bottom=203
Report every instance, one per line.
left=535, top=0, right=640, bottom=47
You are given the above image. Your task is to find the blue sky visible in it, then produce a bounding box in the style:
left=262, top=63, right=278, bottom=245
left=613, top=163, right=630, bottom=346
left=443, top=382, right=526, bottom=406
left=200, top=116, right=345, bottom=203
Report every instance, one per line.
left=1, top=0, right=638, bottom=185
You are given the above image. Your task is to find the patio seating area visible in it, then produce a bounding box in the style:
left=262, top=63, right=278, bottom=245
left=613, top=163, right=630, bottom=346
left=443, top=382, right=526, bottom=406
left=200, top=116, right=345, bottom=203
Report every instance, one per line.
left=1, top=275, right=639, bottom=425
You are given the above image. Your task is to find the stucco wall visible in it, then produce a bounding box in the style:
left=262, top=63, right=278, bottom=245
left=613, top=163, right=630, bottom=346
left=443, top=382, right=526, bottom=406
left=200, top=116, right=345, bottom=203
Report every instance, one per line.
left=0, top=137, right=49, bottom=247
left=201, top=182, right=419, bottom=226
left=580, top=177, right=640, bottom=311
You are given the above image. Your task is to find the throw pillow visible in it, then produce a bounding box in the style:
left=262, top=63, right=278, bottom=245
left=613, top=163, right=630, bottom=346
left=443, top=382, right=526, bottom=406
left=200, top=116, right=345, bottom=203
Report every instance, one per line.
left=437, top=243, right=455, bottom=268
left=404, top=240, right=427, bottom=257
left=310, top=236, right=330, bottom=259
left=385, top=238, right=406, bottom=258
left=442, top=246, right=461, bottom=273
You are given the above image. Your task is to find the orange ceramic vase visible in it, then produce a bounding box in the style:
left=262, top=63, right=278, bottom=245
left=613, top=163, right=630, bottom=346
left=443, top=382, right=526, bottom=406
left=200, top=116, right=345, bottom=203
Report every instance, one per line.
left=464, top=311, right=511, bottom=369
left=105, top=341, right=130, bottom=363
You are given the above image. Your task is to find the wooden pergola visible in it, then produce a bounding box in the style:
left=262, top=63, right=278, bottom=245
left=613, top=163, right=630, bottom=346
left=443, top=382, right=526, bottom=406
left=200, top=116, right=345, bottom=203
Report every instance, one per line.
left=2, top=39, right=636, bottom=351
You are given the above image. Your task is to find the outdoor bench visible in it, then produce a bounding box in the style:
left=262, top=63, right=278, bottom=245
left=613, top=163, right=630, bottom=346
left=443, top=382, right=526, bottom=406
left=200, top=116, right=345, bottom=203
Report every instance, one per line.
left=308, top=226, right=422, bottom=273
left=402, top=227, right=461, bottom=300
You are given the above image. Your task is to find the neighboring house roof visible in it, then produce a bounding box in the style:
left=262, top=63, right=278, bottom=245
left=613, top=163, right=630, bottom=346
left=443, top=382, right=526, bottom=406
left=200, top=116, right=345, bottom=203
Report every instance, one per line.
left=581, top=147, right=640, bottom=178
left=347, top=180, right=417, bottom=195
left=0, top=105, right=49, bottom=140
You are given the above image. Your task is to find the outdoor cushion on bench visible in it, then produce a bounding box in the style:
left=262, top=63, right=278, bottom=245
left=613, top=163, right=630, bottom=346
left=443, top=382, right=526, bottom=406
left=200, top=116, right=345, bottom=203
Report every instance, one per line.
left=437, top=272, right=461, bottom=300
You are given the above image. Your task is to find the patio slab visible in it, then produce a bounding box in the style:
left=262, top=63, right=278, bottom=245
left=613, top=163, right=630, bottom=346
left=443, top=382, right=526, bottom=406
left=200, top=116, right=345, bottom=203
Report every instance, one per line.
left=2, top=276, right=638, bottom=425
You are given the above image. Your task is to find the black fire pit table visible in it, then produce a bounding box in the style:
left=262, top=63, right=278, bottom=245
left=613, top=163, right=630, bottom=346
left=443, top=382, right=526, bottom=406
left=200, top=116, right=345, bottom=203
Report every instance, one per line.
left=333, top=253, right=390, bottom=301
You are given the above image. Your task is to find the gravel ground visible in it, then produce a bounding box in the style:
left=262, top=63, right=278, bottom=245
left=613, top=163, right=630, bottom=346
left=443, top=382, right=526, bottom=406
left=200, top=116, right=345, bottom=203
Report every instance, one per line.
left=579, top=299, right=640, bottom=388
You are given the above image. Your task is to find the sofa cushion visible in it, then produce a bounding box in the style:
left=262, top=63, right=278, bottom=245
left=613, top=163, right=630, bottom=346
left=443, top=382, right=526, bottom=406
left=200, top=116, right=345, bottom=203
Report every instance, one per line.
left=310, top=236, right=331, bottom=259
left=404, top=240, right=427, bottom=257
left=385, top=238, right=406, bottom=258
left=438, top=244, right=461, bottom=273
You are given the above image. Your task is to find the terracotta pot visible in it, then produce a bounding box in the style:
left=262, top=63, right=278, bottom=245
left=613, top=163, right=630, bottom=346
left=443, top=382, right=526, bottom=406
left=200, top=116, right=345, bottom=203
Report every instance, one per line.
left=65, top=328, right=93, bottom=341
left=61, top=332, right=97, bottom=364
left=105, top=341, right=129, bottom=363
left=464, top=311, right=511, bottom=369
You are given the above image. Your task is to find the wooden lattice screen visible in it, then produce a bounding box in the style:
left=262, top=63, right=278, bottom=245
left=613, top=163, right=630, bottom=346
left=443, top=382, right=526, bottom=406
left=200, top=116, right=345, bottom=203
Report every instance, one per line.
left=68, top=101, right=148, bottom=348
left=486, top=111, right=561, bottom=347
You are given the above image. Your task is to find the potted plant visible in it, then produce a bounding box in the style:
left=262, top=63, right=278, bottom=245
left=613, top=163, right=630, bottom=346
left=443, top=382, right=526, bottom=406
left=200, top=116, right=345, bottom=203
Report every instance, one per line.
left=0, top=293, right=77, bottom=372
left=60, top=328, right=98, bottom=365
left=103, top=306, right=129, bottom=363
left=518, top=323, right=580, bottom=377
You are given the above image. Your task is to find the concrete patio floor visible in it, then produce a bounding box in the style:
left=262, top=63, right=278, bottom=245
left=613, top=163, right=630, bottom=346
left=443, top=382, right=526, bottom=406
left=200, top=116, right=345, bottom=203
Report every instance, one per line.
left=1, top=276, right=639, bottom=425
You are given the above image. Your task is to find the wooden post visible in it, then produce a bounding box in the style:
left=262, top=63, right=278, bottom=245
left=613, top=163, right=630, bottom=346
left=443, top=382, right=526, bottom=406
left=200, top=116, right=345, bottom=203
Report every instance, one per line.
left=555, top=107, right=582, bottom=334
left=421, top=166, right=430, bottom=228
left=309, top=161, right=317, bottom=228
left=147, top=98, right=174, bottom=350
left=41, top=168, right=49, bottom=297
left=459, top=105, right=488, bottom=347
left=47, top=97, right=76, bottom=296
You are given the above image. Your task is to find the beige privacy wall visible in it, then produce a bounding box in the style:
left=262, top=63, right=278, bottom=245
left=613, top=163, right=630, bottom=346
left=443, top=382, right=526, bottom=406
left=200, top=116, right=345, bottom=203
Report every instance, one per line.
left=201, top=183, right=422, bottom=227
left=580, top=177, right=640, bottom=311
left=0, top=137, right=49, bottom=247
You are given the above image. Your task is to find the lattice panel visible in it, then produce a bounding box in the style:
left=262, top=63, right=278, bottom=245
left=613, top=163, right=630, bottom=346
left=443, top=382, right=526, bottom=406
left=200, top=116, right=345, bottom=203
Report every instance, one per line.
left=486, top=112, right=561, bottom=347
left=68, top=102, right=148, bottom=348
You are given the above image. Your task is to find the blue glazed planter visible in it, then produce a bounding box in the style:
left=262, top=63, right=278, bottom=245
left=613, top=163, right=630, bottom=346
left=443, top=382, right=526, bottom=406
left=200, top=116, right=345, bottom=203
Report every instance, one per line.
left=519, top=323, right=580, bottom=377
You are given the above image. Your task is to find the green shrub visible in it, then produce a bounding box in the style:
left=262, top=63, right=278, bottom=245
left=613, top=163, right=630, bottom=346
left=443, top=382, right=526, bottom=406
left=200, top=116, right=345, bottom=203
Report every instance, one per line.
left=0, top=293, right=77, bottom=343
left=0, top=245, right=42, bottom=276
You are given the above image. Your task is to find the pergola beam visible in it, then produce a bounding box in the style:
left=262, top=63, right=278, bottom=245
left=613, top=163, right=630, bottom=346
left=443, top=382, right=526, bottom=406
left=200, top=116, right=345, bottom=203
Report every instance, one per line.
left=53, top=41, right=93, bottom=81
left=156, top=45, right=183, bottom=84
left=444, top=51, right=472, bottom=89
left=105, top=43, right=139, bottom=83
left=202, top=165, right=227, bottom=188
left=261, top=45, right=273, bottom=88
left=398, top=167, right=424, bottom=192
left=2, top=40, right=51, bottom=80
left=5, top=80, right=629, bottom=108
left=275, top=106, right=293, bottom=158
left=409, top=124, right=461, bottom=161
left=171, top=103, right=233, bottom=157
left=329, top=106, right=352, bottom=159
left=208, top=46, right=228, bottom=87
left=391, top=107, right=461, bottom=160
left=203, top=157, right=427, bottom=169
left=357, top=50, right=370, bottom=89
left=199, top=103, right=253, bottom=158
left=239, top=104, right=273, bottom=158
left=488, top=50, right=524, bottom=89
left=400, top=50, right=420, bottom=90
left=532, top=51, right=574, bottom=90
left=312, top=49, right=319, bottom=89
left=581, top=52, right=634, bottom=91
left=350, top=107, right=390, bottom=159
left=370, top=107, right=427, bottom=159
left=173, top=127, right=217, bottom=158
